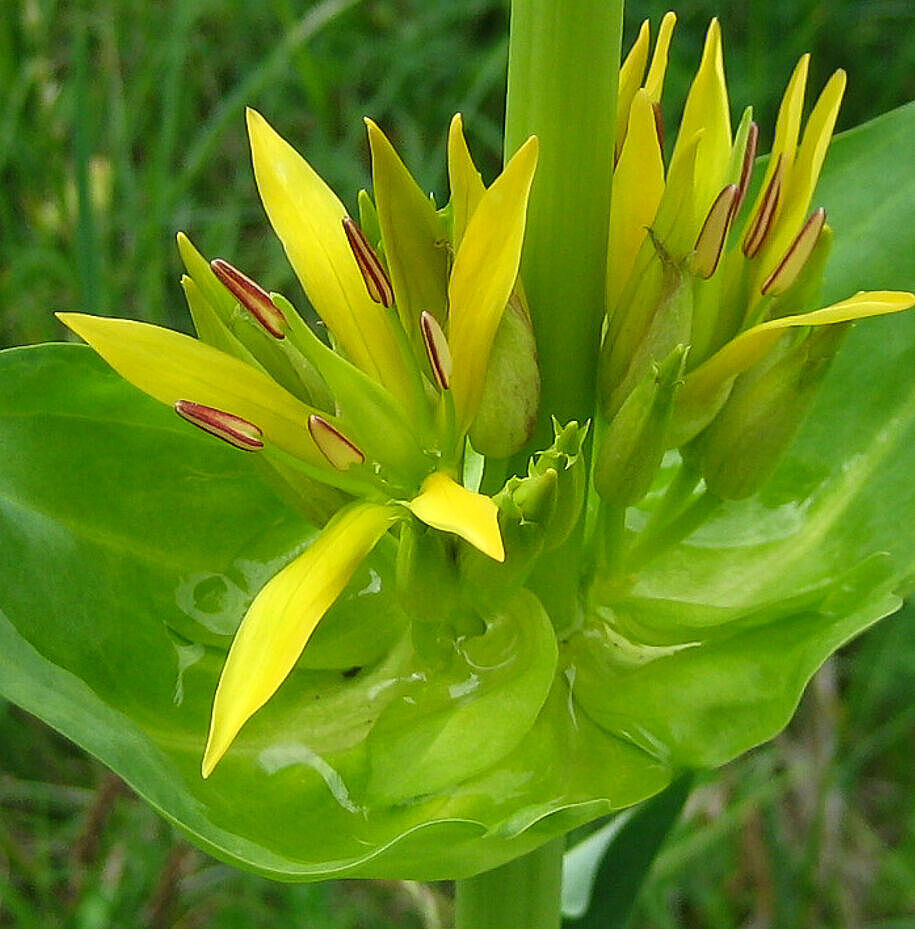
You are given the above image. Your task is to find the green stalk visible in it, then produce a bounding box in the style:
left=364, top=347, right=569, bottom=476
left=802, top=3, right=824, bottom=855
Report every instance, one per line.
left=454, top=838, right=565, bottom=929
left=505, top=0, right=624, bottom=441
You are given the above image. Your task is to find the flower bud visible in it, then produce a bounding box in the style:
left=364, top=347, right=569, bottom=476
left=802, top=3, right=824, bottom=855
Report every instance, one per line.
left=527, top=419, right=589, bottom=550
left=696, top=324, right=849, bottom=499
left=468, top=291, right=541, bottom=458
left=599, top=246, right=692, bottom=421
left=595, top=345, right=687, bottom=506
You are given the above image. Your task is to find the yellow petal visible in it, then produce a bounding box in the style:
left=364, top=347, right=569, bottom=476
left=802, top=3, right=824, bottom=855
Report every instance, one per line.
left=643, top=11, right=677, bottom=102
left=608, top=89, right=666, bottom=311
left=365, top=118, right=450, bottom=333
left=743, top=54, right=809, bottom=241
left=769, top=70, right=846, bottom=262
left=448, top=136, right=539, bottom=432
left=202, top=502, right=399, bottom=778
left=616, top=18, right=651, bottom=153
left=57, top=312, right=325, bottom=465
left=406, top=472, right=505, bottom=562
left=685, top=291, right=915, bottom=412
left=246, top=109, right=413, bottom=406
left=448, top=113, right=486, bottom=247
left=668, top=19, right=732, bottom=221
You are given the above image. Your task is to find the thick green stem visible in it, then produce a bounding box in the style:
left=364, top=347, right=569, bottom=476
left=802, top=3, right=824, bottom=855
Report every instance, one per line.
left=454, top=838, right=565, bottom=929
left=505, top=0, right=623, bottom=442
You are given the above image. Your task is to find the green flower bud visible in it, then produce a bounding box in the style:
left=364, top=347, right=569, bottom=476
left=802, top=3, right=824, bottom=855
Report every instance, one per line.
left=697, top=323, right=849, bottom=499
left=469, top=290, right=541, bottom=458
left=599, top=240, right=693, bottom=421
left=528, top=418, right=589, bottom=550
left=595, top=345, right=687, bottom=506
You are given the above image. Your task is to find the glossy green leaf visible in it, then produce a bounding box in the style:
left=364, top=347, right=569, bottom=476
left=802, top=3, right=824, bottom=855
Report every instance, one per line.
left=0, top=345, right=666, bottom=880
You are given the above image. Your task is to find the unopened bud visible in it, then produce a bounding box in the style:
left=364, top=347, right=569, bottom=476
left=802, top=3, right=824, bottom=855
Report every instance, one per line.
left=697, top=323, right=848, bottom=499
left=691, top=185, right=738, bottom=279
left=742, top=155, right=783, bottom=259
left=420, top=310, right=452, bottom=389
left=307, top=415, right=365, bottom=471
left=594, top=345, right=686, bottom=506
left=600, top=248, right=692, bottom=421
left=527, top=419, right=589, bottom=550
left=210, top=258, right=287, bottom=339
left=761, top=208, right=826, bottom=296
left=469, top=291, right=540, bottom=458
left=342, top=217, right=394, bottom=307
left=174, top=400, right=264, bottom=450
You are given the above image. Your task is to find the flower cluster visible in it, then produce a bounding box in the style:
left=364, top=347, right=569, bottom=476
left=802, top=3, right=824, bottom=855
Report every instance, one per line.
left=59, top=13, right=913, bottom=799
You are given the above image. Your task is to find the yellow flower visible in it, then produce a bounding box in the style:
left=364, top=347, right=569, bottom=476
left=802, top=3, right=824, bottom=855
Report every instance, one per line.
left=60, top=111, right=538, bottom=776
left=595, top=15, right=914, bottom=501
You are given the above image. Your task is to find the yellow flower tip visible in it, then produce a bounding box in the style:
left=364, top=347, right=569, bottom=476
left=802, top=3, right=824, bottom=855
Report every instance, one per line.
left=407, top=472, right=505, bottom=562
left=201, top=502, right=399, bottom=780
left=201, top=729, right=226, bottom=779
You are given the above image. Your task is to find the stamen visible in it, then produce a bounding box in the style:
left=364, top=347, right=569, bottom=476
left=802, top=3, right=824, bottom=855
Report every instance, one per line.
left=761, top=207, right=827, bottom=296
left=732, top=121, right=759, bottom=219
left=420, top=310, right=452, bottom=389
left=307, top=414, right=365, bottom=471
left=742, top=155, right=783, bottom=259
left=174, top=400, right=264, bottom=451
left=651, top=101, right=665, bottom=151
left=692, top=184, right=739, bottom=279
left=210, top=259, right=287, bottom=339
left=341, top=217, right=394, bottom=307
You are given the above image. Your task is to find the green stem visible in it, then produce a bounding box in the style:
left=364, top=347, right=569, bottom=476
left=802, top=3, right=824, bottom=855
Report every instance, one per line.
left=454, top=838, right=565, bottom=929
left=505, top=0, right=623, bottom=443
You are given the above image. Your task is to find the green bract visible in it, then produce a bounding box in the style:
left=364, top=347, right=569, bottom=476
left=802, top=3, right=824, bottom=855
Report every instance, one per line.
left=2, top=18, right=915, bottom=881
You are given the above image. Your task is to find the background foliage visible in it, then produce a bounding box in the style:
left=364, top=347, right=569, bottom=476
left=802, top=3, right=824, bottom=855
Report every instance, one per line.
left=1, top=0, right=913, bottom=925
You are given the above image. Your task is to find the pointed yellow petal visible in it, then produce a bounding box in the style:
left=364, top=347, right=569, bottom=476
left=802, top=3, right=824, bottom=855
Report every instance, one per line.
left=448, top=113, right=486, bottom=247
left=607, top=89, right=666, bottom=310
left=742, top=54, right=809, bottom=241
left=202, top=502, right=399, bottom=778
left=687, top=291, right=915, bottom=405
left=668, top=19, right=732, bottom=220
left=616, top=19, right=651, bottom=153
left=448, top=136, right=539, bottom=432
left=365, top=118, right=450, bottom=333
left=770, top=70, right=846, bottom=259
left=643, top=11, right=677, bottom=102
left=57, top=312, right=325, bottom=465
left=673, top=290, right=915, bottom=445
left=407, top=472, right=504, bottom=562
left=246, top=109, right=413, bottom=405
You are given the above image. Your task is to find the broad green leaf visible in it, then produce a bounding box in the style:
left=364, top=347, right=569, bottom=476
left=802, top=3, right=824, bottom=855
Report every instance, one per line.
left=0, top=345, right=666, bottom=880
left=367, top=589, right=557, bottom=802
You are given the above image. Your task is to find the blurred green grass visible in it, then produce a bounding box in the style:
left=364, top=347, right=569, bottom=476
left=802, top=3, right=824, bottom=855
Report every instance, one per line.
left=1, top=0, right=914, bottom=926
